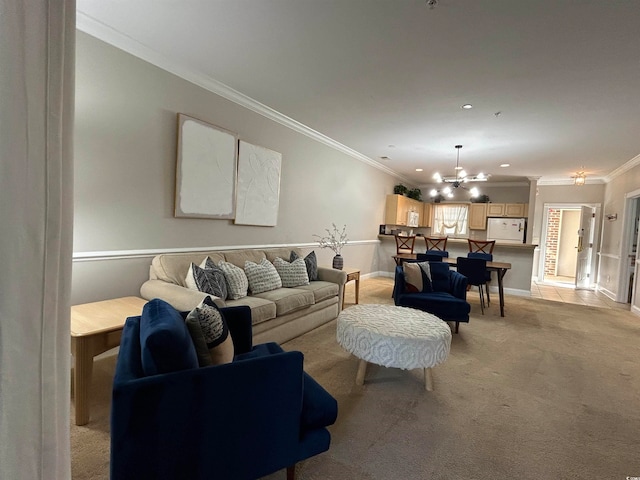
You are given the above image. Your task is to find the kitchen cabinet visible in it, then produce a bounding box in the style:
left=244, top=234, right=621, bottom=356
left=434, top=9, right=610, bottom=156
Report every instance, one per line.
left=385, top=194, right=410, bottom=226
left=486, top=203, right=528, bottom=218
left=385, top=195, right=426, bottom=227
left=469, top=203, right=487, bottom=230
left=420, top=202, right=432, bottom=227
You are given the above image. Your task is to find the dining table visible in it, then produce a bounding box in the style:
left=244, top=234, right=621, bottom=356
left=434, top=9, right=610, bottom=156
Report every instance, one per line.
left=393, top=254, right=512, bottom=317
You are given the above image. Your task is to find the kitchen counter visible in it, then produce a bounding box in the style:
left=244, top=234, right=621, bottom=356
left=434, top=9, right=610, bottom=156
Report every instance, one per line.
left=377, top=234, right=536, bottom=295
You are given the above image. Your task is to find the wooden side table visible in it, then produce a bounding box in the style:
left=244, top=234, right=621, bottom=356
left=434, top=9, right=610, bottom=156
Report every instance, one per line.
left=342, top=267, right=361, bottom=309
left=70, top=296, right=147, bottom=425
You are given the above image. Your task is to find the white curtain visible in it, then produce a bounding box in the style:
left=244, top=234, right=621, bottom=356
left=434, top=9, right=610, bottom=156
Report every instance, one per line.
left=433, top=204, right=469, bottom=237
left=0, top=1, right=75, bottom=479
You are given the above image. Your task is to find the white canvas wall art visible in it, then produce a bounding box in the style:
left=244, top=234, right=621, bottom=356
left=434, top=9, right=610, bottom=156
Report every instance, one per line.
left=175, top=114, right=237, bottom=219
left=234, top=140, right=282, bottom=226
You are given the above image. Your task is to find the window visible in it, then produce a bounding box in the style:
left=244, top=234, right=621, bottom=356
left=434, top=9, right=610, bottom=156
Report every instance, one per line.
left=432, top=204, right=469, bottom=237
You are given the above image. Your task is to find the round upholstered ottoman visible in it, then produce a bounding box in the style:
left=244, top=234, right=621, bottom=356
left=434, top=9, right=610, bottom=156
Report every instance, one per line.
left=336, top=304, right=451, bottom=391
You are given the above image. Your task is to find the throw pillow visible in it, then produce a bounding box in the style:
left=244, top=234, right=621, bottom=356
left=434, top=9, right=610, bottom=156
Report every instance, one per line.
left=403, top=261, right=433, bottom=293
left=184, top=258, right=228, bottom=300
left=185, top=297, right=234, bottom=366
left=139, top=298, right=199, bottom=376
left=217, top=260, right=249, bottom=300
left=273, top=256, right=310, bottom=287
left=244, top=258, right=282, bottom=294
left=290, top=250, right=318, bottom=281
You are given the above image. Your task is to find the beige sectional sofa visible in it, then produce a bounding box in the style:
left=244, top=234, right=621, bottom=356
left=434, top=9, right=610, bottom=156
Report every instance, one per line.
left=140, top=247, right=347, bottom=344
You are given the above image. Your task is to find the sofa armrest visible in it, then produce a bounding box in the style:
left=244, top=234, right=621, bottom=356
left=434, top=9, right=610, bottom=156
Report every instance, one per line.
left=221, top=305, right=253, bottom=355
left=449, top=271, right=469, bottom=300
left=111, top=350, right=305, bottom=480
left=140, top=279, right=225, bottom=311
left=393, top=265, right=406, bottom=304
left=317, top=267, right=347, bottom=285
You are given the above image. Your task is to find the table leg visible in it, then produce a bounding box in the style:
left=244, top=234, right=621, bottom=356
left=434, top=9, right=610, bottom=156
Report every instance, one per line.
left=72, top=337, right=93, bottom=426
left=424, top=368, right=434, bottom=391
left=498, top=268, right=506, bottom=317
left=354, top=275, right=360, bottom=305
left=356, top=359, right=367, bottom=385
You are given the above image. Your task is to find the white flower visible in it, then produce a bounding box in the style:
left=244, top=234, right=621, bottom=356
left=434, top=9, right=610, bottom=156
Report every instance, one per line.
left=313, top=224, right=348, bottom=255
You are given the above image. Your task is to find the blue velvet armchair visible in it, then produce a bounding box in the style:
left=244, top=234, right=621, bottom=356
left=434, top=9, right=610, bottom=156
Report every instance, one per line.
left=393, top=262, right=470, bottom=333
left=111, top=299, right=337, bottom=480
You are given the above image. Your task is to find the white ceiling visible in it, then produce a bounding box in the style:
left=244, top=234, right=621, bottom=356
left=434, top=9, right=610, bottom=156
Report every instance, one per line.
left=76, top=0, right=640, bottom=187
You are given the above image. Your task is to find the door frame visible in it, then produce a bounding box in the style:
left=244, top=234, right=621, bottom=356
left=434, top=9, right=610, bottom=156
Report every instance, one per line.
left=538, top=203, right=601, bottom=287
left=617, top=189, right=640, bottom=306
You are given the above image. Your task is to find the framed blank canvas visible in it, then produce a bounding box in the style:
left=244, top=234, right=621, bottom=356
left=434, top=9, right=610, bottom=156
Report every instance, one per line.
left=175, top=114, right=238, bottom=219
left=234, top=140, right=282, bottom=226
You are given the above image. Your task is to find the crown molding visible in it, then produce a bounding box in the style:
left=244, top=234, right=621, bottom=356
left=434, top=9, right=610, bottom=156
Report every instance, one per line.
left=537, top=178, right=605, bottom=186
left=604, top=152, right=640, bottom=183
left=76, top=12, right=413, bottom=185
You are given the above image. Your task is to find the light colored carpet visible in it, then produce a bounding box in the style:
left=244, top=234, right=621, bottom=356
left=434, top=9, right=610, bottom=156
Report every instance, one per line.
left=72, top=277, right=640, bottom=479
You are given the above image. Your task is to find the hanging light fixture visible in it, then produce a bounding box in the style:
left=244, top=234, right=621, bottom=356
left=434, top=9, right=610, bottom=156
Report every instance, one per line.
left=429, top=145, right=487, bottom=200
left=573, top=169, right=586, bottom=186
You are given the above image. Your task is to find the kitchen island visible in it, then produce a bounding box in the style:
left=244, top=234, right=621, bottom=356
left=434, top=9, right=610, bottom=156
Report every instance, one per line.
left=378, top=235, right=536, bottom=295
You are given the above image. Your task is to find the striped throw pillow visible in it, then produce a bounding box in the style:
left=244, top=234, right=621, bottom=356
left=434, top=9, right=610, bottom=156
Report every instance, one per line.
left=244, top=258, right=282, bottom=294
left=273, top=257, right=310, bottom=287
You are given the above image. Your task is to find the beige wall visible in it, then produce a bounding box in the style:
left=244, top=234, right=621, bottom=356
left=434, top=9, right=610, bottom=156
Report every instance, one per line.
left=72, top=32, right=398, bottom=304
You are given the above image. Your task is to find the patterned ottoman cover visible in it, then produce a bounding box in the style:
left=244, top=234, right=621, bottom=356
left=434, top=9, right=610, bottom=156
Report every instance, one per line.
left=336, top=304, right=451, bottom=371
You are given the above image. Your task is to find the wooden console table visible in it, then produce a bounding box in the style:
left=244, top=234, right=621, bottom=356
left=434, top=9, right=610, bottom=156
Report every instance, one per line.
left=70, top=296, right=147, bottom=425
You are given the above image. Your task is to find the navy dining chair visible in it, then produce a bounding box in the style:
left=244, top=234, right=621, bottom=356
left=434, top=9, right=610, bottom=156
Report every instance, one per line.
left=456, top=256, right=489, bottom=314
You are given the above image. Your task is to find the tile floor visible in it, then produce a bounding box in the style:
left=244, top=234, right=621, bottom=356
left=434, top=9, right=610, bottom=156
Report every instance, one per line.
left=530, top=280, right=630, bottom=310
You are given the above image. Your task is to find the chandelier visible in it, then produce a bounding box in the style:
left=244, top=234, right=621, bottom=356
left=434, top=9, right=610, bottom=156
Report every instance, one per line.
left=573, top=169, right=586, bottom=186
left=429, top=145, right=488, bottom=199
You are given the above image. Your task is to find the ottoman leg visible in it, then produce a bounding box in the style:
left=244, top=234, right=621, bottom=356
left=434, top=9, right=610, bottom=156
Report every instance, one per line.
left=356, top=359, right=368, bottom=385
left=424, top=368, right=434, bottom=391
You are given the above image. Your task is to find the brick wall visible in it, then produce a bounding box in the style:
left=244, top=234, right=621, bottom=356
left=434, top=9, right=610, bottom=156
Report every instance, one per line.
left=545, top=209, right=560, bottom=275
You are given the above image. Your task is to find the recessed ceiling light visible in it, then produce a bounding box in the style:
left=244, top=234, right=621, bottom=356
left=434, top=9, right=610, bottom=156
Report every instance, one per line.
left=500, top=163, right=510, bottom=168
left=461, top=104, right=473, bottom=109
left=415, top=168, right=423, bottom=172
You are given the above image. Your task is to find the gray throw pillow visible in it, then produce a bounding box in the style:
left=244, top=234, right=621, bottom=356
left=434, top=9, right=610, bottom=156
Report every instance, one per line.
left=185, top=258, right=228, bottom=300
left=291, top=250, right=318, bottom=281
left=244, top=258, right=282, bottom=294
left=273, top=257, right=310, bottom=287
left=185, top=297, right=234, bottom=366
left=217, top=261, right=249, bottom=300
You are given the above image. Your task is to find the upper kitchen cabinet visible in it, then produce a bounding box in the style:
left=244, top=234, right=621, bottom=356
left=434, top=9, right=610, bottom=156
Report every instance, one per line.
left=420, top=202, right=432, bottom=227
left=469, top=203, right=487, bottom=230
left=385, top=194, right=425, bottom=227
left=486, top=203, right=528, bottom=218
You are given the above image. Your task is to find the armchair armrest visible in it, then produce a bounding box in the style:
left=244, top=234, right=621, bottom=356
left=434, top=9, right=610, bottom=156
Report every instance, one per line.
left=140, top=279, right=225, bottom=311
left=449, top=271, right=469, bottom=300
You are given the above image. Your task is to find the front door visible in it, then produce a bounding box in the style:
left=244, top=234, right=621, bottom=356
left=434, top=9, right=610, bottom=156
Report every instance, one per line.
left=575, top=206, right=594, bottom=289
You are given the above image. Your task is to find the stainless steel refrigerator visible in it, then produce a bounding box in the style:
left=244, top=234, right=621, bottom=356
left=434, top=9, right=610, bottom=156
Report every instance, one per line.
left=486, top=218, right=526, bottom=244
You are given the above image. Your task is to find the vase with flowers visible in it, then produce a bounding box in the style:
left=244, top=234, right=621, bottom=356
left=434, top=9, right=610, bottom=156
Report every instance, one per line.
left=313, top=223, right=348, bottom=270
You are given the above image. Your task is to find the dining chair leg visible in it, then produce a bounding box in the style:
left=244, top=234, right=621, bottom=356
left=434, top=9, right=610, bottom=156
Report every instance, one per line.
left=478, top=285, right=485, bottom=314
left=485, top=281, right=491, bottom=306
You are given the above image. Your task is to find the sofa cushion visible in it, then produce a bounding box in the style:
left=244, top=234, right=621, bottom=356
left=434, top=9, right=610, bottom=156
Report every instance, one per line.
left=429, top=262, right=451, bottom=292
left=139, top=298, right=199, bottom=376
left=403, top=261, right=433, bottom=293
left=218, top=261, right=249, bottom=300
left=296, top=281, right=339, bottom=303
left=185, top=259, right=228, bottom=300
left=224, top=249, right=266, bottom=269
left=273, top=257, right=309, bottom=288
left=224, top=295, right=277, bottom=325
left=245, top=258, right=283, bottom=294
left=290, top=250, right=318, bottom=281
left=185, top=297, right=234, bottom=366
left=255, top=288, right=315, bottom=316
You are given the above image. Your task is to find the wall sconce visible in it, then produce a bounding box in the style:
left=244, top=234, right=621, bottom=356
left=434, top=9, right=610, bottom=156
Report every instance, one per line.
left=606, top=213, right=617, bottom=221
left=573, top=169, right=586, bottom=186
